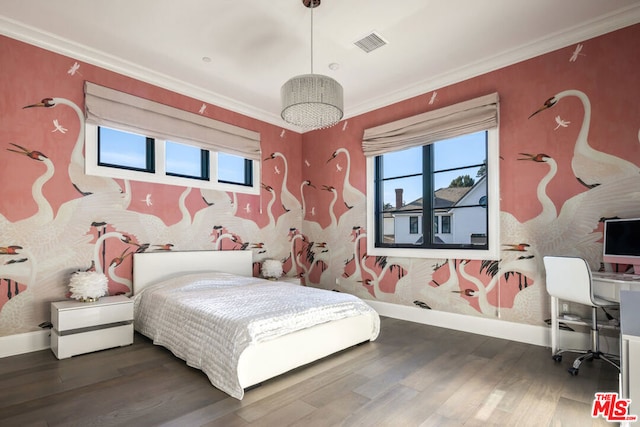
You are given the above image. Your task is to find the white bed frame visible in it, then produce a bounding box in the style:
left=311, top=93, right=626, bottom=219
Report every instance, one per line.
left=132, top=250, right=377, bottom=391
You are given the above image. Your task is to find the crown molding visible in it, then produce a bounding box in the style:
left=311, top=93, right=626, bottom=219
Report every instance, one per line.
left=0, top=16, right=290, bottom=130
left=347, top=4, right=640, bottom=118
left=2, top=5, right=639, bottom=131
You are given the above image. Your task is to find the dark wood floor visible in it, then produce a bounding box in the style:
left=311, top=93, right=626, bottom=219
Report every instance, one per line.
left=0, top=317, right=619, bottom=426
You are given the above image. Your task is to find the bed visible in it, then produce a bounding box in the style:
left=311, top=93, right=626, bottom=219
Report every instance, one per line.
left=131, top=250, right=380, bottom=399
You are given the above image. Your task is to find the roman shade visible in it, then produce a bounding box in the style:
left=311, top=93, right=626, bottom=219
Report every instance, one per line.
left=84, top=82, right=261, bottom=161
left=362, top=92, right=499, bottom=157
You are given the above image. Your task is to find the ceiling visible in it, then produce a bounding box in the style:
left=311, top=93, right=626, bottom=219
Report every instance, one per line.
left=1, top=0, right=639, bottom=131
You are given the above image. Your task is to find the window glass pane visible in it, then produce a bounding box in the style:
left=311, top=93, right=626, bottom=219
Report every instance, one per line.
left=433, top=131, right=486, bottom=171
left=440, top=206, right=486, bottom=244
left=409, top=216, right=419, bottom=234
left=433, top=167, right=481, bottom=192
left=379, top=211, right=396, bottom=244
left=382, top=146, right=422, bottom=178
left=381, top=175, right=422, bottom=212
left=98, top=127, right=148, bottom=169
left=218, top=152, right=249, bottom=185
left=166, top=140, right=205, bottom=179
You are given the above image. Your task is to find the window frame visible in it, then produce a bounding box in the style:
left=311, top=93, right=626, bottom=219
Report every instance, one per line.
left=85, top=123, right=260, bottom=194
left=366, top=127, right=500, bottom=260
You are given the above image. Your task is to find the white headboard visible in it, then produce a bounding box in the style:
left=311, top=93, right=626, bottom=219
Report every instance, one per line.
left=132, top=250, right=253, bottom=294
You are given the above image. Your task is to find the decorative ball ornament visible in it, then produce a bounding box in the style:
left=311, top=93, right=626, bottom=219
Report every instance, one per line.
left=261, top=259, right=283, bottom=280
left=69, top=271, right=108, bottom=302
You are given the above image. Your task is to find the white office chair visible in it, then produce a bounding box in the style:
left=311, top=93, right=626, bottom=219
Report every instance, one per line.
left=543, top=255, right=620, bottom=375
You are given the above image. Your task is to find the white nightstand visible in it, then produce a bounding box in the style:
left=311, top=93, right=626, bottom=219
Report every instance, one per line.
left=51, top=295, right=134, bottom=359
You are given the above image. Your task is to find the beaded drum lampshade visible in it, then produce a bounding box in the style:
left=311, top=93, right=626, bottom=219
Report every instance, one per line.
left=280, top=0, right=343, bottom=130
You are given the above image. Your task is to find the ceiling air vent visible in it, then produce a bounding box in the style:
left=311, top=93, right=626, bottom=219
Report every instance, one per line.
left=354, top=31, right=387, bottom=53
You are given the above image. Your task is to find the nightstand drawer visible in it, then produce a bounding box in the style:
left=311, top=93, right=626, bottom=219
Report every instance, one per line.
left=51, top=323, right=133, bottom=359
left=52, top=296, right=133, bottom=332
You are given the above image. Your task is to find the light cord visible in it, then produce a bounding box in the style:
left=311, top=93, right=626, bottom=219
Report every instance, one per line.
left=310, top=1, right=314, bottom=74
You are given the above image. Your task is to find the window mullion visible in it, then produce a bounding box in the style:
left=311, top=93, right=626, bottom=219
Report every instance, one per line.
left=146, top=137, right=156, bottom=173
left=374, top=156, right=384, bottom=247
left=201, top=149, right=210, bottom=180
left=210, top=151, right=219, bottom=183
left=244, top=158, right=253, bottom=186
left=155, top=140, right=166, bottom=176
left=422, top=146, right=432, bottom=248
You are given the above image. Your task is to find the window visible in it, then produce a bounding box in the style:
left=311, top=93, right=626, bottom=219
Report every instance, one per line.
left=441, top=215, right=451, bottom=234
left=88, top=125, right=256, bottom=191
left=218, top=152, right=252, bottom=186
left=98, top=127, right=153, bottom=172
left=376, top=131, right=486, bottom=247
left=364, top=93, right=500, bottom=260
left=409, top=216, right=419, bottom=234
left=165, top=140, right=208, bottom=180
left=84, top=82, right=261, bottom=194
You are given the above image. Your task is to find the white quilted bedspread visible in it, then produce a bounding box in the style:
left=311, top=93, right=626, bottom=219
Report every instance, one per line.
left=133, top=271, right=379, bottom=399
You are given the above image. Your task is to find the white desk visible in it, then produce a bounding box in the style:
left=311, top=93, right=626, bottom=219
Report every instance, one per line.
left=592, top=271, right=640, bottom=302
left=549, top=272, right=640, bottom=356
left=550, top=273, right=640, bottom=423
left=620, top=290, right=640, bottom=424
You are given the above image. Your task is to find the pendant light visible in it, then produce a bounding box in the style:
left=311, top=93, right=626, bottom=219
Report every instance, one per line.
left=281, top=0, right=344, bottom=130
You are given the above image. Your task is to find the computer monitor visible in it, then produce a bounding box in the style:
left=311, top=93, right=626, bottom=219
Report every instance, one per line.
left=603, top=218, right=640, bottom=274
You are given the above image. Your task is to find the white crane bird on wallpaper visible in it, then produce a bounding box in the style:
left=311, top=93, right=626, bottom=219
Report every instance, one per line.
left=102, top=187, right=220, bottom=253
left=23, top=97, right=124, bottom=196
left=529, top=89, right=639, bottom=188
left=339, top=228, right=367, bottom=287
left=300, top=180, right=324, bottom=242
left=453, top=260, right=541, bottom=323
left=0, top=145, right=122, bottom=285
left=4, top=144, right=55, bottom=226
left=308, top=185, right=370, bottom=289
left=501, top=152, right=640, bottom=272
left=107, top=248, right=133, bottom=294
left=0, top=246, right=37, bottom=335
left=209, top=184, right=291, bottom=274
left=91, top=231, right=133, bottom=276
left=264, top=152, right=301, bottom=213
left=517, top=153, right=558, bottom=224
left=359, top=256, right=412, bottom=303
left=327, top=148, right=365, bottom=210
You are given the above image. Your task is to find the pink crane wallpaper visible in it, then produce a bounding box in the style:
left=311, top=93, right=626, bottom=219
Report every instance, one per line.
left=1, top=23, right=639, bottom=340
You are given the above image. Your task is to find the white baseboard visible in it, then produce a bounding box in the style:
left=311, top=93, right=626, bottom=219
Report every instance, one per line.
left=367, top=300, right=620, bottom=355
left=0, top=329, right=50, bottom=358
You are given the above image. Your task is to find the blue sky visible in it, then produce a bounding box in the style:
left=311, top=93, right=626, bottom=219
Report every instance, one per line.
left=100, top=127, right=246, bottom=183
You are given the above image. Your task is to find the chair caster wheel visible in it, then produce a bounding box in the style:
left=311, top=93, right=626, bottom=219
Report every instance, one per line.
left=568, top=367, right=579, bottom=376
left=552, top=354, right=562, bottom=362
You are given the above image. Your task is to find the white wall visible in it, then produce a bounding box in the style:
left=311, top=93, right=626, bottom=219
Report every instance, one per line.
left=451, top=183, right=487, bottom=244
left=394, top=215, right=421, bottom=244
